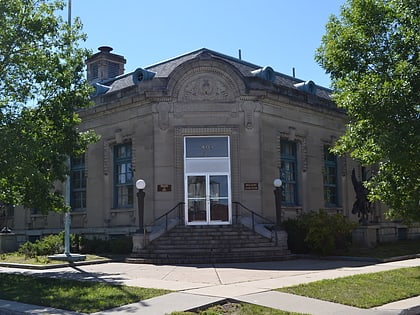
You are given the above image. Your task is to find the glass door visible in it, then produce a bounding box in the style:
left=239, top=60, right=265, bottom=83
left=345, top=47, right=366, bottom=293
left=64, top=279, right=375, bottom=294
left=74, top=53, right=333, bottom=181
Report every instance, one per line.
left=187, top=175, right=207, bottom=223
left=184, top=136, right=231, bottom=225
left=186, top=174, right=230, bottom=224
left=209, top=175, right=229, bottom=222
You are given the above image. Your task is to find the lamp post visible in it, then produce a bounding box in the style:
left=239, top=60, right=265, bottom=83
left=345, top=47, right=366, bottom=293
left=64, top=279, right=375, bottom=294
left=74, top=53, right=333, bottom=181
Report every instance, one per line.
left=136, top=179, right=146, bottom=232
left=273, top=178, right=283, bottom=227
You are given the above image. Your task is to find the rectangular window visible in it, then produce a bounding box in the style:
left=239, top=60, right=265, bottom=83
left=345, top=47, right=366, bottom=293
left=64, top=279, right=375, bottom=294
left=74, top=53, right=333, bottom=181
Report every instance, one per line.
left=323, top=145, right=338, bottom=207
left=280, top=140, right=298, bottom=206
left=70, top=155, right=86, bottom=212
left=185, top=137, right=229, bottom=158
left=114, top=143, right=133, bottom=208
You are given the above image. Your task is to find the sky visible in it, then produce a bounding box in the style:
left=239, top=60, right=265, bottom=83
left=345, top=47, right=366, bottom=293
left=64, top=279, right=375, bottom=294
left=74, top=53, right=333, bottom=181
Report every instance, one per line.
left=70, top=1, right=346, bottom=88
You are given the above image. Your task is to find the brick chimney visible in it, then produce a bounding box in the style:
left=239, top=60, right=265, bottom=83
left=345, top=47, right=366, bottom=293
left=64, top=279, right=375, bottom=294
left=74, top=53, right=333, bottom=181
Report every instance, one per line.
left=86, top=46, right=126, bottom=83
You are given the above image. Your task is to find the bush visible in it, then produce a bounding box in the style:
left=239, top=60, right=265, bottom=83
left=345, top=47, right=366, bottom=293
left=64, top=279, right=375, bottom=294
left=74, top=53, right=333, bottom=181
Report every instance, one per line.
left=284, top=210, right=356, bottom=255
left=79, top=236, right=132, bottom=255
left=109, top=237, right=133, bottom=255
left=79, top=237, right=109, bottom=254
left=18, top=233, right=64, bottom=258
left=282, top=217, right=310, bottom=254
left=17, top=233, right=133, bottom=258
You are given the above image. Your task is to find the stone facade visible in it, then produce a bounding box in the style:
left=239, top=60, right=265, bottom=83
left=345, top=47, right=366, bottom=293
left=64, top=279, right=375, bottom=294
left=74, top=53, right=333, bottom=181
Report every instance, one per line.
left=7, top=47, right=390, bottom=242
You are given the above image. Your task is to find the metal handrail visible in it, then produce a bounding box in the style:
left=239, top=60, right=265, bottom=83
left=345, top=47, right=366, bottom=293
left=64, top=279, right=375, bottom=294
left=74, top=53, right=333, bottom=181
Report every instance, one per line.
left=232, top=201, right=275, bottom=232
left=144, top=202, right=185, bottom=238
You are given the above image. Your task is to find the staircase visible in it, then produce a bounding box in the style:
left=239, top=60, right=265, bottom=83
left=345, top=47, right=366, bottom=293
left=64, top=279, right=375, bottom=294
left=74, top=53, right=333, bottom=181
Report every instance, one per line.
left=127, top=224, right=291, bottom=264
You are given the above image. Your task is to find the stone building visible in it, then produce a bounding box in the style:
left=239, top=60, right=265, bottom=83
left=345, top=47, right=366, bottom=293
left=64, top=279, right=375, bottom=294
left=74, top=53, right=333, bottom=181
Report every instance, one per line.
left=5, top=47, right=392, bottom=252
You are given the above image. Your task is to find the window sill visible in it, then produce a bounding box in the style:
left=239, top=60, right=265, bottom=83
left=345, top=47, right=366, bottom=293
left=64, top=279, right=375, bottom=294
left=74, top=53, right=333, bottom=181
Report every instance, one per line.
left=110, top=208, right=135, bottom=216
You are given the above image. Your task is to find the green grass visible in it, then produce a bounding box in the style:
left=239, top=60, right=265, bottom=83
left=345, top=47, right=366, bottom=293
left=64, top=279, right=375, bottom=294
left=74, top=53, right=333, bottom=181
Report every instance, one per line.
left=277, top=266, right=420, bottom=308
left=0, top=252, right=109, bottom=265
left=343, top=239, right=420, bottom=259
left=0, top=273, right=171, bottom=313
left=168, top=302, right=308, bottom=315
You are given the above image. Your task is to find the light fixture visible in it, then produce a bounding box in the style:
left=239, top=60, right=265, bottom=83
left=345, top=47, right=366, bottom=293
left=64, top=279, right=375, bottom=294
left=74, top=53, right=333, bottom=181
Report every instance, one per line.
left=136, top=179, right=146, bottom=190
left=273, top=178, right=282, bottom=188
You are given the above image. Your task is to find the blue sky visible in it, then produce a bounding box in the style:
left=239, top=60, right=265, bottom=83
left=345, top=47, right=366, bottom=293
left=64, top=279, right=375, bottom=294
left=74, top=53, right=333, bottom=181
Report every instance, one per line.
left=71, top=1, right=346, bottom=88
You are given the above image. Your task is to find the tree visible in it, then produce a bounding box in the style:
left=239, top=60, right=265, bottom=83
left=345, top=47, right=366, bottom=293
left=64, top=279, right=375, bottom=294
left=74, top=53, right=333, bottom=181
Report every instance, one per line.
left=0, top=0, right=97, bottom=213
left=315, top=0, right=419, bottom=221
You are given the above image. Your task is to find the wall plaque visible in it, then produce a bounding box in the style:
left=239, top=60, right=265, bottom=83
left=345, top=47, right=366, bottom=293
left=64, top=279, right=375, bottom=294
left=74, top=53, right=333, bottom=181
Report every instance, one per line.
left=244, top=183, right=259, bottom=191
left=157, top=184, right=172, bottom=192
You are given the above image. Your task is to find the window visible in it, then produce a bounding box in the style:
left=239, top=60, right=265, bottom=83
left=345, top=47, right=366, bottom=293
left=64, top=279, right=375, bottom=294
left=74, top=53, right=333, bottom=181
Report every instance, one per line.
left=114, top=143, right=133, bottom=208
left=323, top=145, right=338, bottom=206
left=185, top=136, right=229, bottom=158
left=280, top=140, right=298, bottom=206
left=70, top=155, right=86, bottom=211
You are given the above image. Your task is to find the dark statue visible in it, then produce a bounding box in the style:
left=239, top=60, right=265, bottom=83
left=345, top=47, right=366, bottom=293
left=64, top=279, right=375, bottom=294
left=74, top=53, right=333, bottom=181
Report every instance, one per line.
left=351, top=168, right=371, bottom=225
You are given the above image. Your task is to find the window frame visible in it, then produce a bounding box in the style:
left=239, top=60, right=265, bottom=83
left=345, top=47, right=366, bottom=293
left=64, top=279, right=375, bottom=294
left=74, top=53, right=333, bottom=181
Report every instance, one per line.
left=280, top=140, right=298, bottom=206
left=113, top=142, right=134, bottom=208
left=70, top=155, right=87, bottom=212
left=323, top=145, right=338, bottom=207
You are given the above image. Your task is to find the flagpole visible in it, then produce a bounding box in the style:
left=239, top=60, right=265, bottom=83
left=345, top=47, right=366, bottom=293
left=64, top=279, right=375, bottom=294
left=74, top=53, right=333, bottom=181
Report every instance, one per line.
left=63, top=0, right=72, bottom=257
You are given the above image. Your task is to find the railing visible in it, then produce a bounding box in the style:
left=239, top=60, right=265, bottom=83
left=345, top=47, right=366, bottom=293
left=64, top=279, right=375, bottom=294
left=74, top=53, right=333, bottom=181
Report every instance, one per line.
left=144, top=202, right=185, bottom=241
left=232, top=201, right=276, bottom=232
left=233, top=201, right=285, bottom=245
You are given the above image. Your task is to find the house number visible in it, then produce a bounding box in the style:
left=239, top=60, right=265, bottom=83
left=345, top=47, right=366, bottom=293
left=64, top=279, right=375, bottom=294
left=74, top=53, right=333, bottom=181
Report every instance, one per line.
left=200, top=144, right=214, bottom=151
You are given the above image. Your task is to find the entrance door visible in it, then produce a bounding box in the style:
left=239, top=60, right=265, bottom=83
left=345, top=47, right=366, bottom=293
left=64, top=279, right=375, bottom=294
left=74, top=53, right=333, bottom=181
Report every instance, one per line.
left=186, top=174, right=230, bottom=224
left=184, top=136, right=231, bottom=225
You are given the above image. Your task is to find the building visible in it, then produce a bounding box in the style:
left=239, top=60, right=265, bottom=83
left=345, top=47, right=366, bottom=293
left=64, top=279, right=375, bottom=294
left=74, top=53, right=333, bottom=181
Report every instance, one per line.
left=6, top=47, right=392, bottom=249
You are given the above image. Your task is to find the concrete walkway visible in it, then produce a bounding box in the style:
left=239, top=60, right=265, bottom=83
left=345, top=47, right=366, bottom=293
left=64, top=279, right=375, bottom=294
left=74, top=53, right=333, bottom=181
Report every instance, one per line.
left=0, top=258, right=419, bottom=315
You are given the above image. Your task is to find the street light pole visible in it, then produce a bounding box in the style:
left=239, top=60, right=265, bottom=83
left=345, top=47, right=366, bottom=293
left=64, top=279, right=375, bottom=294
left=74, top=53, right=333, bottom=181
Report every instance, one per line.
left=273, top=178, right=283, bottom=227
left=136, top=179, right=146, bottom=232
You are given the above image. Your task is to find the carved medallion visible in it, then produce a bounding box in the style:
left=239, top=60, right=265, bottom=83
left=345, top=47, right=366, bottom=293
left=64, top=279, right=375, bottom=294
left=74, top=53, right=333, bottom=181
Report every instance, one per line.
left=179, top=74, right=234, bottom=102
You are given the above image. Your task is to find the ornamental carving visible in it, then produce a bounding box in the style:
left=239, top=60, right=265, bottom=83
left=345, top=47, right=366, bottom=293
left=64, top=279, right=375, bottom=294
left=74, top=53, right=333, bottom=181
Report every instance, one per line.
left=179, top=74, right=234, bottom=102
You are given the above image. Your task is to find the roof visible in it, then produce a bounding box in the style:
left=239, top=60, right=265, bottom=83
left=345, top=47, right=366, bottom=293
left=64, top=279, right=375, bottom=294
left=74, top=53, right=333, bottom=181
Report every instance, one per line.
left=92, top=48, right=332, bottom=100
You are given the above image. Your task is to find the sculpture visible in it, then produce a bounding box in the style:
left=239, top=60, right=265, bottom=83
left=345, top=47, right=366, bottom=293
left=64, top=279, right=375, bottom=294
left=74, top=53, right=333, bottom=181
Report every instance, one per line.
left=351, top=168, right=371, bottom=225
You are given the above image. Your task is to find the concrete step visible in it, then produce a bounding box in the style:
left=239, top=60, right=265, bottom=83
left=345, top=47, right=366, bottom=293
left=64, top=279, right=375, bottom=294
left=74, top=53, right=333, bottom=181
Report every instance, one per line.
left=139, top=245, right=282, bottom=255
left=146, top=243, right=275, bottom=250
left=127, top=252, right=295, bottom=265
left=131, top=224, right=289, bottom=264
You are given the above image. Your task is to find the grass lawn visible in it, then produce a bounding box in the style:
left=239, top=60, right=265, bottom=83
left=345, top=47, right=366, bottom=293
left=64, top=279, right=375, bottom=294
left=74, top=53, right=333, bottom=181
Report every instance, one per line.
left=342, top=239, right=420, bottom=259
left=168, top=302, right=308, bottom=315
left=277, top=266, right=420, bottom=308
left=0, top=273, right=171, bottom=313
left=0, top=252, right=109, bottom=265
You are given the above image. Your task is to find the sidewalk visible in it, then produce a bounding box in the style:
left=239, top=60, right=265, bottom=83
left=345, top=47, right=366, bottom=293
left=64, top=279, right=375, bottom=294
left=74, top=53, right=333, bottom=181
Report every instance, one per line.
left=0, top=258, right=419, bottom=315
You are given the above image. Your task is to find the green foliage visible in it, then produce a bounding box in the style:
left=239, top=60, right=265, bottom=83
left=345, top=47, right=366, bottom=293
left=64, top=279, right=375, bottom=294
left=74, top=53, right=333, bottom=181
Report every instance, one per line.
left=282, top=217, right=310, bottom=254
left=15, top=233, right=132, bottom=259
left=315, top=0, right=420, bottom=221
left=0, top=0, right=98, bottom=213
left=18, top=232, right=64, bottom=258
left=80, top=236, right=133, bottom=255
left=109, top=237, right=133, bottom=254
left=284, top=210, right=356, bottom=255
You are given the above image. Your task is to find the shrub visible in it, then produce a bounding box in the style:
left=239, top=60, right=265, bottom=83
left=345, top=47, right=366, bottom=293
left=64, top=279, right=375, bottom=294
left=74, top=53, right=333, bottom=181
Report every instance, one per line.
left=109, top=237, right=133, bottom=255
left=79, top=237, right=109, bottom=254
left=18, top=233, right=64, bottom=258
left=284, top=210, right=356, bottom=255
left=282, top=217, right=310, bottom=254
left=79, top=236, right=132, bottom=255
